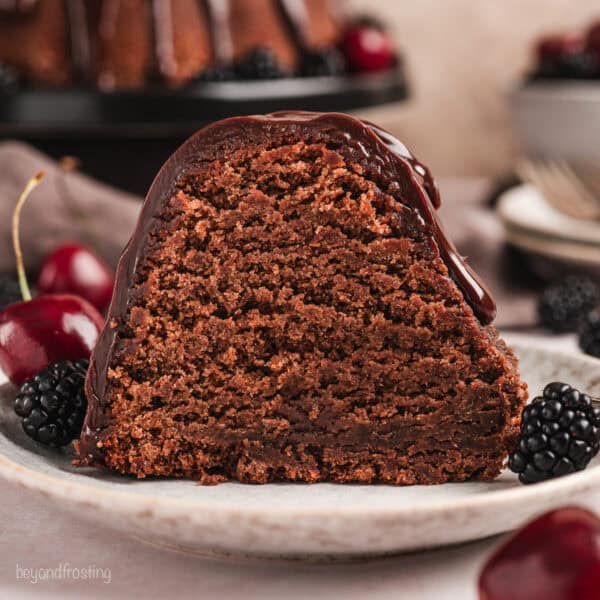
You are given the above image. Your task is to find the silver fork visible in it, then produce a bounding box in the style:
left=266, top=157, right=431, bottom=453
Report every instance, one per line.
left=516, top=159, right=600, bottom=220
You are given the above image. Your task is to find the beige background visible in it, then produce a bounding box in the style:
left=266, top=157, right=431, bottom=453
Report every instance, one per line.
left=350, top=0, right=600, bottom=176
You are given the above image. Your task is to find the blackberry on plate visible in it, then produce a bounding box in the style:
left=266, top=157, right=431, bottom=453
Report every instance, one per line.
left=235, top=47, right=289, bottom=80
left=556, top=50, right=600, bottom=79
left=0, top=277, right=21, bottom=309
left=301, top=47, right=346, bottom=77
left=508, top=382, right=600, bottom=484
left=14, top=359, right=89, bottom=447
left=538, top=274, right=599, bottom=332
left=0, top=62, right=19, bottom=93
left=580, top=311, right=600, bottom=358
left=197, top=64, right=235, bottom=82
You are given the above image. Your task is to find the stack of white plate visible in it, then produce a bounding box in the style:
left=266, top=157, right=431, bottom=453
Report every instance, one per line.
left=498, top=183, right=600, bottom=272
left=506, top=82, right=600, bottom=273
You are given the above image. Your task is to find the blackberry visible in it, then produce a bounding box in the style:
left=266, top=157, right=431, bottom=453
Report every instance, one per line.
left=538, top=275, right=599, bottom=332
left=580, top=311, right=600, bottom=358
left=235, top=47, right=289, bottom=80
left=197, top=64, right=235, bottom=82
left=508, top=382, right=600, bottom=484
left=557, top=50, right=600, bottom=79
left=0, top=277, right=21, bottom=309
left=14, top=360, right=89, bottom=447
left=301, top=47, right=346, bottom=77
left=0, top=62, right=19, bottom=93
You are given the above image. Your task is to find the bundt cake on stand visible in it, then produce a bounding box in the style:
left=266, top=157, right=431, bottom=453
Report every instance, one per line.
left=0, top=0, right=345, bottom=89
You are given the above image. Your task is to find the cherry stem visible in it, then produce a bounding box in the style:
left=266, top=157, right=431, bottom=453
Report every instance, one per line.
left=12, top=171, right=45, bottom=302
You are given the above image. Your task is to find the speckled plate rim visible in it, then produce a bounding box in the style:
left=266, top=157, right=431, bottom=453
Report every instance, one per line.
left=1, top=341, right=600, bottom=557
left=1, top=437, right=600, bottom=517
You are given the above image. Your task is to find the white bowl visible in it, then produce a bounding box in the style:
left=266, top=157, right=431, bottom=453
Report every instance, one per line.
left=511, top=82, right=600, bottom=164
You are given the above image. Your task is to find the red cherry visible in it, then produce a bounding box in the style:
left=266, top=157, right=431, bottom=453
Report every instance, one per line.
left=340, top=25, right=395, bottom=73
left=586, top=22, right=600, bottom=55
left=536, top=33, right=584, bottom=62
left=0, top=172, right=104, bottom=386
left=570, top=564, right=600, bottom=600
left=478, top=507, right=600, bottom=600
left=37, top=243, right=114, bottom=313
left=0, top=294, right=103, bottom=386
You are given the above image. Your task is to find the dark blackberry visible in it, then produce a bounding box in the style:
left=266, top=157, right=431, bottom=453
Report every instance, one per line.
left=580, top=311, right=600, bottom=358
left=534, top=50, right=600, bottom=80
left=14, top=360, right=89, bottom=447
left=300, top=47, right=346, bottom=77
left=197, top=64, right=235, bottom=82
left=557, top=50, right=600, bottom=79
left=508, top=382, right=600, bottom=484
left=0, top=277, right=21, bottom=309
left=0, top=62, right=19, bottom=93
left=538, top=275, right=599, bottom=332
left=235, top=47, right=289, bottom=80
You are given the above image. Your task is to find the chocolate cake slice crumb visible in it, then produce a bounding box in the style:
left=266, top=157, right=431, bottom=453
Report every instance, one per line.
left=78, top=112, right=527, bottom=484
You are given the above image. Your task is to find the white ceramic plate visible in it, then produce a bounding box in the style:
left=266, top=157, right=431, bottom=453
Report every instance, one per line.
left=1, top=341, right=600, bottom=560
left=498, top=184, right=600, bottom=269
left=498, top=183, right=600, bottom=245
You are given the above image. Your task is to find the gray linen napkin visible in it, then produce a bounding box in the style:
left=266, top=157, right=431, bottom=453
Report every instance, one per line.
left=0, top=141, right=140, bottom=273
left=0, top=143, right=537, bottom=329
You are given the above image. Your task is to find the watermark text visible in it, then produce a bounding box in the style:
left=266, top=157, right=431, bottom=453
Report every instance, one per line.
left=16, top=563, right=111, bottom=585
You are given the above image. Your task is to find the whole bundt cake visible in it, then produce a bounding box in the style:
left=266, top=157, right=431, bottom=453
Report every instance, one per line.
left=77, top=111, right=528, bottom=484
left=0, top=0, right=345, bottom=89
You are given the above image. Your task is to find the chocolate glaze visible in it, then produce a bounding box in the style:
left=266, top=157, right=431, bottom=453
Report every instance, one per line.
left=78, top=111, right=496, bottom=465
left=66, top=0, right=91, bottom=76
left=151, top=0, right=177, bottom=80
left=0, top=0, right=38, bottom=13
left=59, top=0, right=199, bottom=83
left=204, top=0, right=234, bottom=64
left=278, top=0, right=312, bottom=49
left=277, top=0, right=343, bottom=58
left=3, top=0, right=346, bottom=85
left=205, top=0, right=335, bottom=65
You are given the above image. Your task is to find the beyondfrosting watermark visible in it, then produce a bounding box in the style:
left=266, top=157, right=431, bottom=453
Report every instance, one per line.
left=16, top=563, right=111, bottom=585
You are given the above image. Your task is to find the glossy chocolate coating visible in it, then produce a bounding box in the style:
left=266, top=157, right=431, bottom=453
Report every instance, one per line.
left=79, top=111, right=496, bottom=463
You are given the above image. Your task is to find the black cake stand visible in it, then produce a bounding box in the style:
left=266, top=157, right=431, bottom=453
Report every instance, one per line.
left=0, top=68, right=407, bottom=195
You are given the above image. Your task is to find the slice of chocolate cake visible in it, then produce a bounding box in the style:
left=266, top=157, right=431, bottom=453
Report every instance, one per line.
left=78, top=112, right=527, bottom=484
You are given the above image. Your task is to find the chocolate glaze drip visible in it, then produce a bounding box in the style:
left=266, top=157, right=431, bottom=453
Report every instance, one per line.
left=278, top=0, right=342, bottom=54
left=365, top=123, right=441, bottom=209
left=0, top=0, right=38, bottom=12
left=203, top=0, right=234, bottom=64
left=78, top=111, right=497, bottom=464
left=98, top=0, right=119, bottom=39
left=151, top=0, right=177, bottom=79
left=277, top=0, right=311, bottom=49
left=61, top=0, right=341, bottom=83
left=66, top=0, right=91, bottom=76
left=63, top=0, right=191, bottom=85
